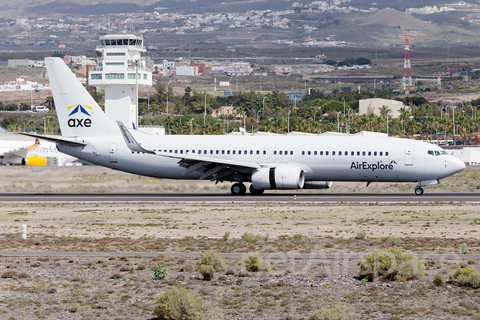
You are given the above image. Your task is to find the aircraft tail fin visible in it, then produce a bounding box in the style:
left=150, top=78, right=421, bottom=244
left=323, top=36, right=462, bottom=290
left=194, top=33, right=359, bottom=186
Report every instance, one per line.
left=45, top=57, right=117, bottom=137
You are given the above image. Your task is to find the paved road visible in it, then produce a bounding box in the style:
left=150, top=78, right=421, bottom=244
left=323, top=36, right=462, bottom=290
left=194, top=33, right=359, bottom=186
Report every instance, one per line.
left=0, top=251, right=478, bottom=260
left=0, top=192, right=478, bottom=202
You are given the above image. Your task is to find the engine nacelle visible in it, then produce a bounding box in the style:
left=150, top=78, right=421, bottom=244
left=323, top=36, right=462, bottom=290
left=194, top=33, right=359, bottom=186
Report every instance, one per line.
left=251, top=165, right=305, bottom=190
left=303, top=181, right=333, bottom=189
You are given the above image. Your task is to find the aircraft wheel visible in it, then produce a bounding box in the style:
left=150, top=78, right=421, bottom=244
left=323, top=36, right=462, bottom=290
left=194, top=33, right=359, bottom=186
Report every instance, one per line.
left=414, top=187, right=424, bottom=196
left=231, top=183, right=246, bottom=195
left=249, top=185, right=264, bottom=195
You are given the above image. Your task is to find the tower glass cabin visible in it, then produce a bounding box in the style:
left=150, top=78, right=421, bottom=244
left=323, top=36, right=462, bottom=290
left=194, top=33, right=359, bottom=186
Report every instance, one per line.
left=89, top=34, right=152, bottom=129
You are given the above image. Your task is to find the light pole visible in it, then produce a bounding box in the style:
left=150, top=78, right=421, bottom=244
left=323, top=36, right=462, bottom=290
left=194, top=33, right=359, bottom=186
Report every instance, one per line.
left=166, top=91, right=168, bottom=114
left=179, top=114, right=183, bottom=125
left=342, top=96, right=345, bottom=114
left=204, top=92, right=209, bottom=130
left=386, top=111, right=389, bottom=137
left=288, top=110, right=291, bottom=133
left=337, top=112, right=342, bottom=133
left=257, top=110, right=261, bottom=131
left=262, top=96, right=266, bottom=110
left=313, top=110, right=317, bottom=122
left=450, top=105, right=457, bottom=136
left=190, top=118, right=194, bottom=135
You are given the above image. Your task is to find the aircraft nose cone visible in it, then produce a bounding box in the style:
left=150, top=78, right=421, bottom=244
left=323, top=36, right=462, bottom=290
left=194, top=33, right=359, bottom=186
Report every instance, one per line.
left=450, top=157, right=466, bottom=174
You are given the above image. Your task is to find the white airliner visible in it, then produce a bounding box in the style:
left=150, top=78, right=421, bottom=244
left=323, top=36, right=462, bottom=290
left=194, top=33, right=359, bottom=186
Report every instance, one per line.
left=22, top=57, right=466, bottom=195
left=0, top=138, right=77, bottom=166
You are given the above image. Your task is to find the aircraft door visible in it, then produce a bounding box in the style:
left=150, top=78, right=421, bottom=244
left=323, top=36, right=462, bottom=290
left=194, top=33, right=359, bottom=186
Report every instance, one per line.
left=404, top=145, right=414, bottom=166
left=109, top=143, right=117, bottom=163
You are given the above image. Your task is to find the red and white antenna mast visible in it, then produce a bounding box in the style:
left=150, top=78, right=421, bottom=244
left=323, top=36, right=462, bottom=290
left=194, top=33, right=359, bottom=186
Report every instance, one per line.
left=402, top=37, right=413, bottom=90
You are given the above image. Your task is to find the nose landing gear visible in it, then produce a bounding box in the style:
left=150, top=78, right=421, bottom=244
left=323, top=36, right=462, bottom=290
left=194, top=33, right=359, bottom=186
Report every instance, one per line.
left=414, top=187, right=424, bottom=195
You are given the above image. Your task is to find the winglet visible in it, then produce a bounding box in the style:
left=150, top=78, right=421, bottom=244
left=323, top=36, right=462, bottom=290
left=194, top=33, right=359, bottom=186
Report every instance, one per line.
left=117, top=121, right=155, bottom=155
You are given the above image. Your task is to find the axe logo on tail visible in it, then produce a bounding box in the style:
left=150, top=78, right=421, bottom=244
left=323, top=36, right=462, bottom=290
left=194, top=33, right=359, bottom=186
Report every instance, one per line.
left=67, top=104, right=92, bottom=127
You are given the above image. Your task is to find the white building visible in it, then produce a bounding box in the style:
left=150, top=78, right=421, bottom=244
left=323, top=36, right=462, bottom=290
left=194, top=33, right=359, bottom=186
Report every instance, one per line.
left=0, top=78, right=48, bottom=92
left=449, top=148, right=480, bottom=166
left=359, top=98, right=407, bottom=118
left=225, top=62, right=252, bottom=76
left=89, top=34, right=152, bottom=129
left=175, top=66, right=198, bottom=76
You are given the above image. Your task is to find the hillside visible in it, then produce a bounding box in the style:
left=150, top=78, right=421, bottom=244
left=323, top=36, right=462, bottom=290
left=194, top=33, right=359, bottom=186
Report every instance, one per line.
left=318, top=9, right=480, bottom=46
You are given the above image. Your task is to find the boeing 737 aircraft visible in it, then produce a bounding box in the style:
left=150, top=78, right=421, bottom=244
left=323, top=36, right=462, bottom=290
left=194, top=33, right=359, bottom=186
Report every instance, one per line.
left=22, top=58, right=466, bottom=195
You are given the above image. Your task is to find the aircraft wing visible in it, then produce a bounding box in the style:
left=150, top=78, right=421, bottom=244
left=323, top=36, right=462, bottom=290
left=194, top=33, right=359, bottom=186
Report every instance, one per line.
left=117, top=121, right=260, bottom=181
left=20, top=132, right=87, bottom=147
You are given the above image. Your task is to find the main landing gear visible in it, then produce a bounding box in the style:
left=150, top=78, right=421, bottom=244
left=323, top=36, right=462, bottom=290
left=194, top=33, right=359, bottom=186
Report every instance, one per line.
left=230, top=183, right=265, bottom=195
left=414, top=187, right=424, bottom=196
left=231, top=183, right=246, bottom=195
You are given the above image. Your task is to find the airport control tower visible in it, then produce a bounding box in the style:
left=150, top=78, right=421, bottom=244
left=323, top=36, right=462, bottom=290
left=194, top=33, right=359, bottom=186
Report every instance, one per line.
left=89, top=34, right=152, bottom=129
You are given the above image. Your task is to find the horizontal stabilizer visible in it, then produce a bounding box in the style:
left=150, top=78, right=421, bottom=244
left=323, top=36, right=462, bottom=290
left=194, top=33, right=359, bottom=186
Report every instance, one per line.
left=19, top=133, right=86, bottom=147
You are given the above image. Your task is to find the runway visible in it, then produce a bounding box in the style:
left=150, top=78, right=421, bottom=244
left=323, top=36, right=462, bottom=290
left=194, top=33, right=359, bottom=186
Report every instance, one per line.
left=0, top=192, right=478, bottom=202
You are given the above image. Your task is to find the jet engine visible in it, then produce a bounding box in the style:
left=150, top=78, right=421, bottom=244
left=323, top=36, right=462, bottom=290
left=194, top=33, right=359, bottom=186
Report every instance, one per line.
left=251, top=165, right=305, bottom=190
left=303, top=181, right=333, bottom=189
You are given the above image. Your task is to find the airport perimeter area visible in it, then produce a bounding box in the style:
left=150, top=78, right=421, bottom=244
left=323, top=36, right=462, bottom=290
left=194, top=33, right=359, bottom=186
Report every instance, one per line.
left=0, top=166, right=480, bottom=319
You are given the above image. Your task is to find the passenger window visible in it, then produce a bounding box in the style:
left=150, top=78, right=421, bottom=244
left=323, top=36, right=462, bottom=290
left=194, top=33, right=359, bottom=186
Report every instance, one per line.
left=192, top=150, right=195, bottom=154
left=374, top=152, right=377, bottom=156
left=169, top=150, right=172, bottom=153
left=314, top=151, right=317, bottom=155
left=244, top=150, right=247, bottom=155
left=262, top=150, right=266, bottom=155
left=386, top=152, right=389, bottom=156
left=279, top=151, right=283, bottom=155
left=216, top=150, right=219, bottom=154
left=326, top=151, right=329, bottom=156
left=175, top=150, right=178, bottom=154
left=368, top=152, right=371, bottom=156
left=290, top=151, right=293, bottom=155
left=274, top=151, right=277, bottom=155
left=210, top=150, right=213, bottom=154
left=308, top=151, right=311, bottom=155
left=380, top=152, right=383, bottom=156
left=222, top=150, right=225, bottom=154
left=351, top=151, right=354, bottom=156
left=357, top=151, right=360, bottom=156
left=320, top=151, right=323, bottom=155
left=233, top=150, right=236, bottom=155
left=256, top=150, right=260, bottom=155
left=204, top=150, right=207, bottom=154
left=302, top=151, right=305, bottom=155
left=428, top=150, right=434, bottom=156
left=180, top=150, right=183, bottom=154
left=285, top=151, right=288, bottom=155
left=339, top=151, right=342, bottom=156
left=345, top=151, right=348, bottom=156
left=332, top=151, right=335, bottom=156
left=251, top=150, right=254, bottom=155
left=227, top=150, right=230, bottom=155
left=435, top=151, right=440, bottom=156
left=362, top=151, right=365, bottom=156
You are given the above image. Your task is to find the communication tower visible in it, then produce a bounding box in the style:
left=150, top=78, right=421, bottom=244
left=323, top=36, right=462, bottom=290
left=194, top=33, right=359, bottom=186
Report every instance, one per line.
left=401, top=37, right=413, bottom=90
left=89, top=34, right=152, bottom=129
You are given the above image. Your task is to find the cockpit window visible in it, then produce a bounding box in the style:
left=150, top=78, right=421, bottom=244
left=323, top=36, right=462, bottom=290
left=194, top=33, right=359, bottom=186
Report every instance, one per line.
left=428, top=150, right=434, bottom=156
left=441, top=151, right=448, bottom=155
left=434, top=151, right=440, bottom=156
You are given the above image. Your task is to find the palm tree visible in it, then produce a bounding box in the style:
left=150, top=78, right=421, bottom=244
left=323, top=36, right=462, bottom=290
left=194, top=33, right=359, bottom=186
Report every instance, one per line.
left=440, top=118, right=451, bottom=146
left=456, top=115, right=468, bottom=145
left=399, top=108, right=410, bottom=136
left=389, top=119, right=401, bottom=137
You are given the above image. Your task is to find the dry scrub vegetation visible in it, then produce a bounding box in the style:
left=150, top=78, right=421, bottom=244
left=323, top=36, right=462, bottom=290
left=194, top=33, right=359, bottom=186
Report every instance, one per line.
left=0, top=166, right=480, bottom=319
